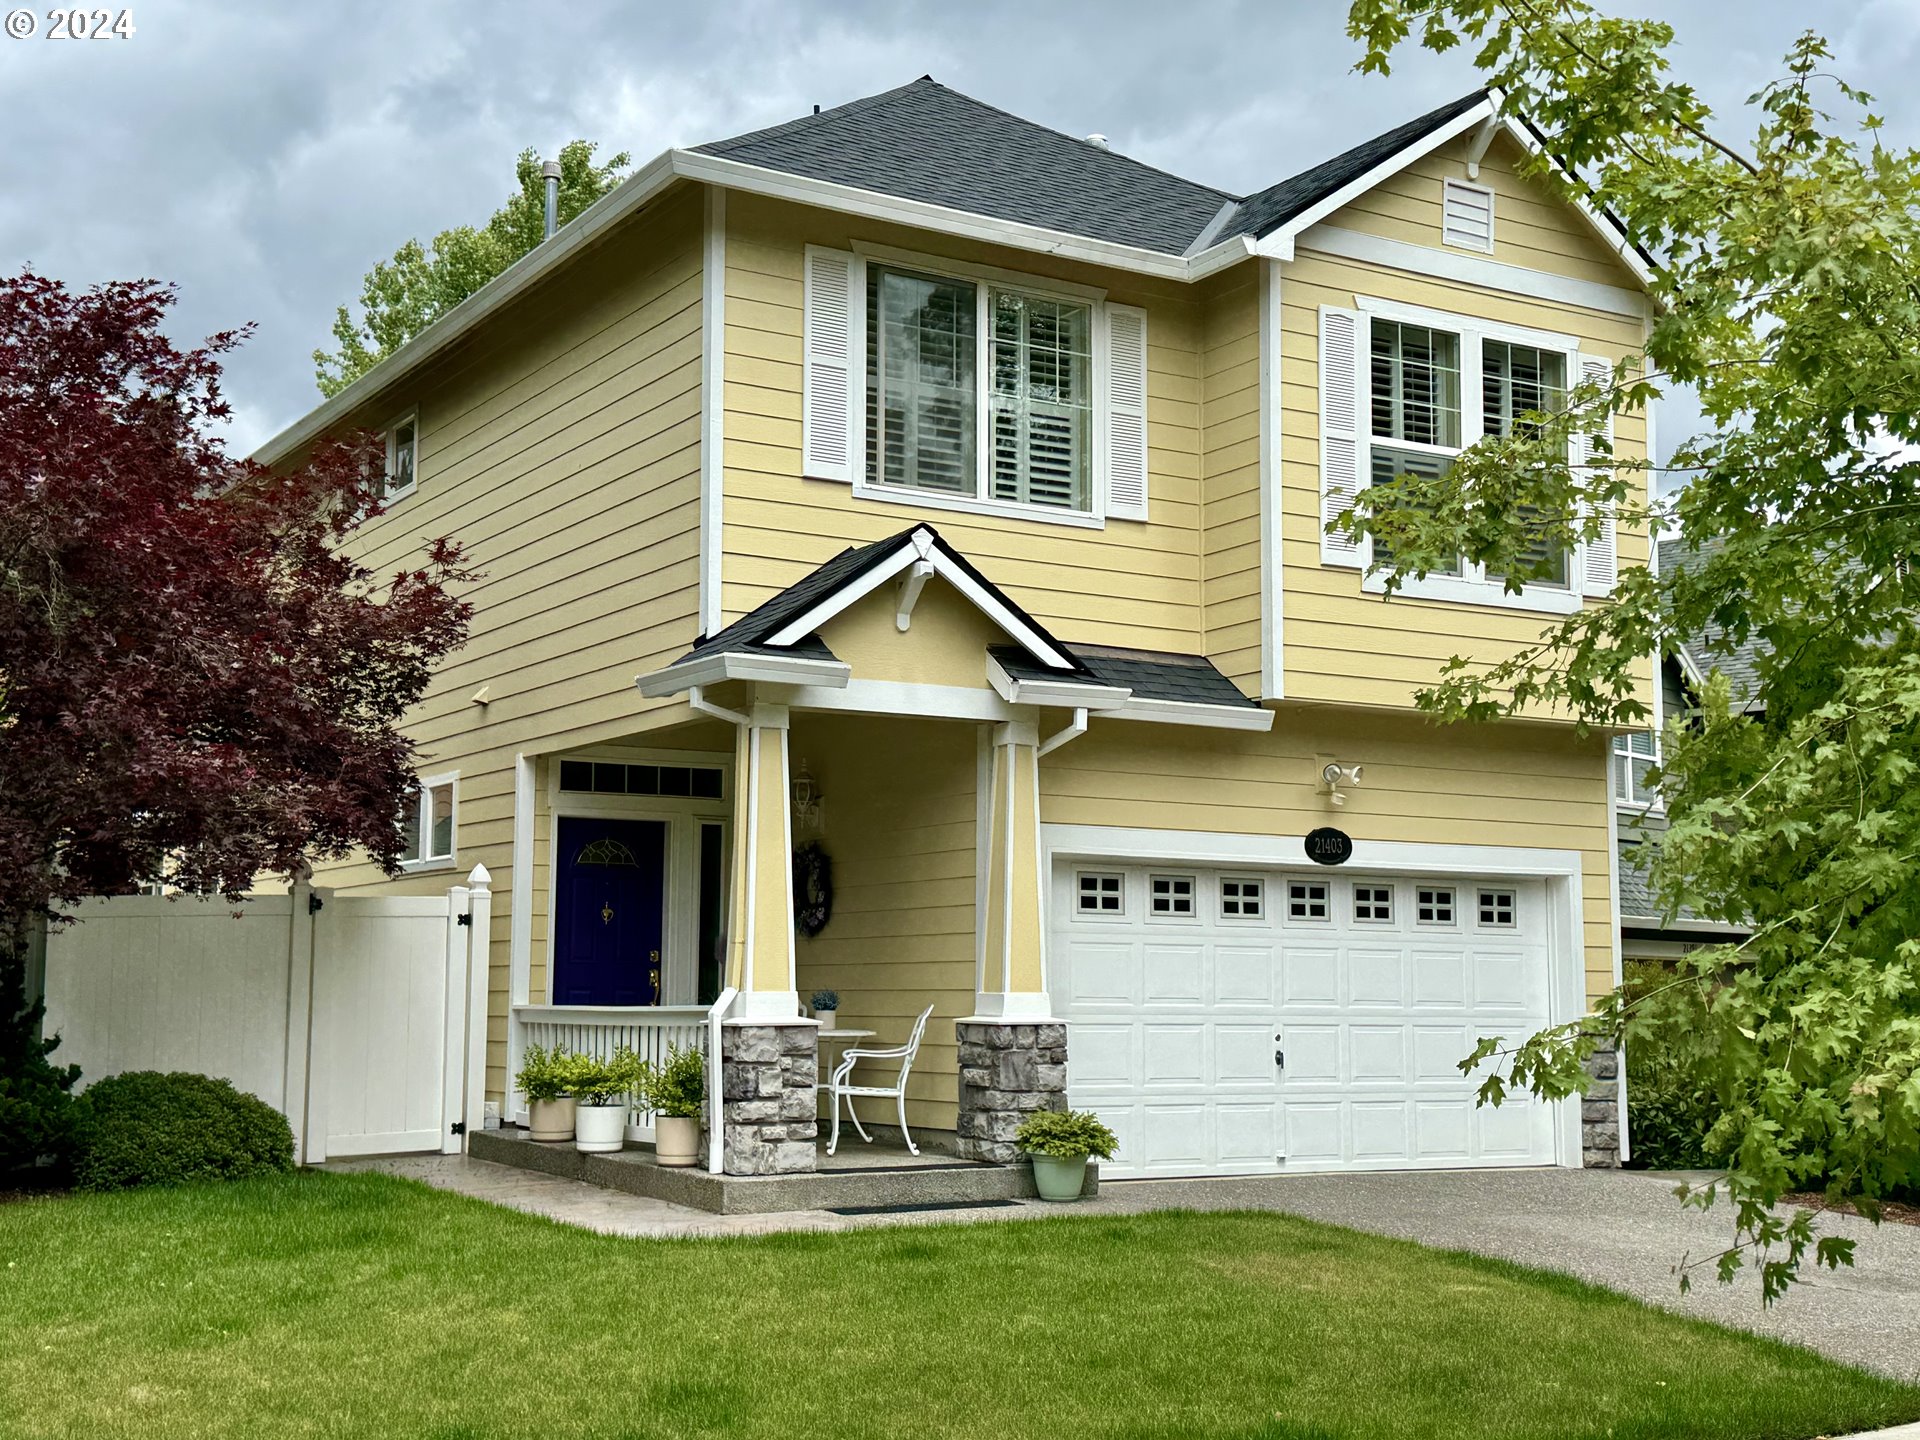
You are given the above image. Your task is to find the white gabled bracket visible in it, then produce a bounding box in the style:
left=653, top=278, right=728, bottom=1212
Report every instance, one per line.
left=1464, top=115, right=1498, bottom=180
left=895, top=532, right=935, bottom=632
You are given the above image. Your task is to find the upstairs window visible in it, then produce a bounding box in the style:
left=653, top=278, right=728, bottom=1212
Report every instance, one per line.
left=1369, top=320, right=1462, bottom=576
left=1612, top=731, right=1660, bottom=808
left=1481, top=341, right=1569, bottom=588
left=384, top=412, right=418, bottom=501
left=400, top=774, right=456, bottom=867
left=868, top=265, right=1093, bottom=512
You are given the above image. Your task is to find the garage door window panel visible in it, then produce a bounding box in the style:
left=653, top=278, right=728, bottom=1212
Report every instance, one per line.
left=1477, top=889, right=1517, bottom=927
left=1353, top=884, right=1395, bottom=924
left=1148, top=874, right=1197, bottom=920
left=1287, top=880, right=1330, bottom=922
left=1415, top=886, right=1456, bottom=926
left=1219, top=876, right=1266, bottom=922
left=1076, top=870, right=1126, bottom=918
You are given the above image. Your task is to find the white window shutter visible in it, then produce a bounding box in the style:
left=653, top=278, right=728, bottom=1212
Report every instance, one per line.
left=1319, top=306, right=1365, bottom=568
left=802, top=246, right=858, bottom=483
left=1104, top=303, right=1150, bottom=520
left=1576, top=353, right=1617, bottom=595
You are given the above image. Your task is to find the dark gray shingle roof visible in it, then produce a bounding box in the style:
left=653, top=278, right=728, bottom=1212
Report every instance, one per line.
left=1658, top=536, right=1766, bottom=711
left=1215, top=90, right=1491, bottom=243
left=990, top=643, right=1259, bottom=710
left=695, top=77, right=1232, bottom=257
left=695, top=77, right=1494, bottom=258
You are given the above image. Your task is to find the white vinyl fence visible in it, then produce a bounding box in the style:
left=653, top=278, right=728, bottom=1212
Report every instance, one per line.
left=41, top=869, right=492, bottom=1164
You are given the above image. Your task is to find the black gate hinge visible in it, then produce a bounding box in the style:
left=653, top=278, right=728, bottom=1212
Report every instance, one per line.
left=450, top=1121, right=467, bottom=1136
left=457, top=912, right=472, bottom=927
left=307, top=893, right=324, bottom=915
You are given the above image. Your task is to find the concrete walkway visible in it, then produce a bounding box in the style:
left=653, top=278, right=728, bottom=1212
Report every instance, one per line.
left=331, top=1155, right=1920, bottom=1383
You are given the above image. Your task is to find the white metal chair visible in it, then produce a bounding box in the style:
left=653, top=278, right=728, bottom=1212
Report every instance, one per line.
left=828, top=1004, right=936, bottom=1156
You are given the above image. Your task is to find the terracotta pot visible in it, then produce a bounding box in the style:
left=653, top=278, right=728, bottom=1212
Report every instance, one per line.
left=574, top=1101, right=629, bottom=1153
left=654, top=1114, right=701, bottom=1167
left=527, top=1096, right=576, bottom=1142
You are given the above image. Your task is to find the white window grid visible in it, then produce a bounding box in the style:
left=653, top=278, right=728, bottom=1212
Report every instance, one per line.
left=400, top=771, right=457, bottom=869
left=1220, top=876, right=1265, bottom=920
left=1612, top=730, right=1662, bottom=809
left=1416, top=886, right=1456, bottom=925
left=1287, top=880, right=1330, bottom=922
left=1076, top=871, right=1125, bottom=917
left=1353, top=883, right=1394, bottom=924
left=383, top=410, right=419, bottom=502
left=1478, top=889, right=1517, bottom=927
left=1148, top=874, right=1197, bottom=919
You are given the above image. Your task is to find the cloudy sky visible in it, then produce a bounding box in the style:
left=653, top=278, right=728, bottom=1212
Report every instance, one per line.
left=3, top=0, right=1916, bottom=458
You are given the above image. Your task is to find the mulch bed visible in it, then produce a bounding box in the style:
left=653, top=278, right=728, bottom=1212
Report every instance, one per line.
left=1783, top=1192, right=1920, bottom=1227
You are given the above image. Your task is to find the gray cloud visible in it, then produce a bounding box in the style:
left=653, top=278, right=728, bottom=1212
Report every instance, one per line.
left=2, top=0, right=1911, bottom=458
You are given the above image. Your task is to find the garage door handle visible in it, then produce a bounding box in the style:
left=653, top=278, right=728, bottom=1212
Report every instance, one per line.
left=1274, top=1048, right=1285, bottom=1069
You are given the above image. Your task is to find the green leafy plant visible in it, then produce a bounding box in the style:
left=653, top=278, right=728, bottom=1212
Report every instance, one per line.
left=1016, top=1109, right=1119, bottom=1160
left=809, top=989, right=839, bottom=1011
left=638, top=1044, right=706, bottom=1120
left=0, top=940, right=80, bottom=1184
left=559, top=1048, right=641, bottom=1107
left=514, top=1044, right=574, bottom=1103
left=73, top=1071, right=293, bottom=1191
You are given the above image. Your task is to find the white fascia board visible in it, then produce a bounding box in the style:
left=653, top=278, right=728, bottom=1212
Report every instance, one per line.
left=1316, top=227, right=1647, bottom=319
left=985, top=653, right=1129, bottom=710
left=253, top=150, right=683, bottom=467
left=635, top=651, right=851, bottom=697
left=672, top=150, right=1196, bottom=282
left=1110, top=696, right=1275, bottom=731
left=765, top=528, right=1078, bottom=671
left=1253, top=98, right=1497, bottom=258
left=775, top=678, right=1020, bottom=723
left=1495, top=116, right=1655, bottom=290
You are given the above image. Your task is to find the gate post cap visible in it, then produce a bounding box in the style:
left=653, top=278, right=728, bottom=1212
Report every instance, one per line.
left=467, top=864, right=493, bottom=887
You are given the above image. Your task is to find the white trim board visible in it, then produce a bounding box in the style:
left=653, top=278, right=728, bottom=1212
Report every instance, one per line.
left=699, top=186, right=727, bottom=635
left=1302, top=225, right=1648, bottom=319
left=1258, top=256, right=1285, bottom=699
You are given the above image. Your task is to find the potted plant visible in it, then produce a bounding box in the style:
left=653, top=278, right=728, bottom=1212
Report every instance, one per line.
left=638, top=1043, right=706, bottom=1167
left=810, top=988, right=839, bottom=1028
left=516, top=1044, right=576, bottom=1142
left=1015, top=1109, right=1118, bottom=1202
left=562, top=1048, right=642, bottom=1154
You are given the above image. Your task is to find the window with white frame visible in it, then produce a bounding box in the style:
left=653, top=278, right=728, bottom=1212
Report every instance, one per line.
left=400, top=774, right=456, bottom=866
left=1220, top=877, right=1265, bottom=919
left=384, top=412, right=418, bottom=501
left=1287, top=880, right=1330, bottom=921
left=1149, top=874, right=1196, bottom=918
left=1353, top=883, right=1394, bottom=923
left=867, top=264, right=1093, bottom=512
left=1416, top=886, right=1455, bottom=925
left=1077, top=871, right=1124, bottom=915
left=1477, top=889, right=1516, bottom=927
left=1613, top=730, right=1660, bottom=807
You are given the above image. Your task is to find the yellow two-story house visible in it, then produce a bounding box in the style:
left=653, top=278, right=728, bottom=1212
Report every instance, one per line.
left=260, top=78, right=1652, bottom=1178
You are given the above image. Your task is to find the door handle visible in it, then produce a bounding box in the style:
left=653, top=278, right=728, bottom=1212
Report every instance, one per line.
left=1274, top=1032, right=1284, bottom=1070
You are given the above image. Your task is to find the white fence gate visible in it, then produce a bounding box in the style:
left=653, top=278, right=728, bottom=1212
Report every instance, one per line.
left=41, top=870, right=492, bottom=1164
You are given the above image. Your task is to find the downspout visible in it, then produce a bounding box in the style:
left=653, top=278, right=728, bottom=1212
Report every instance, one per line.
left=688, top=683, right=751, bottom=1175
left=689, top=684, right=750, bottom=729
left=1037, top=707, right=1089, bottom=758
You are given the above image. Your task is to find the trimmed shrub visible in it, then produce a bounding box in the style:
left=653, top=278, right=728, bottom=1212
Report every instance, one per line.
left=74, top=1071, right=293, bottom=1191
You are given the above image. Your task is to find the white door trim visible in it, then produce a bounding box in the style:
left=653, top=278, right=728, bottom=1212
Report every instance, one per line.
left=1041, top=823, right=1588, bottom=1168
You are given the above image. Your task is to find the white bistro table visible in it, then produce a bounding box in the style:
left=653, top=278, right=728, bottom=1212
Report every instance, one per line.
left=815, top=1028, right=875, bottom=1123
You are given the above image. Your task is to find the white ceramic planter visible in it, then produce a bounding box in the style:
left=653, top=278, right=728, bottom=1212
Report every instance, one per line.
left=654, top=1114, right=700, bottom=1167
left=573, top=1101, right=629, bottom=1153
left=815, top=1008, right=838, bottom=1029
left=527, top=1096, right=576, bottom=1142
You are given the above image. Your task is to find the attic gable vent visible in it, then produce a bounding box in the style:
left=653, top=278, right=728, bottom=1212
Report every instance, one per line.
left=1442, top=177, right=1495, bottom=253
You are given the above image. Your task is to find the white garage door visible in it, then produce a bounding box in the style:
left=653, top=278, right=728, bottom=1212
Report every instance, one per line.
left=1055, top=863, right=1558, bottom=1179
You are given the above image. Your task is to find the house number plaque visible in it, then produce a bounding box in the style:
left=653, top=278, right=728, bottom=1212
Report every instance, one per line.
left=1304, top=827, right=1354, bottom=866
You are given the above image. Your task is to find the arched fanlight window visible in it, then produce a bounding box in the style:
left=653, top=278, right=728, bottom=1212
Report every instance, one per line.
left=576, top=838, right=639, bottom=868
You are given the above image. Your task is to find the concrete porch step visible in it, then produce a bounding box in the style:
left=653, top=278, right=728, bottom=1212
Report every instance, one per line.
left=469, top=1128, right=1097, bottom=1215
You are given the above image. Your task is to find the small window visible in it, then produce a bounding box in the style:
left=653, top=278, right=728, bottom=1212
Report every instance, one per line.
left=1221, top=877, right=1265, bottom=920
left=1612, top=731, right=1660, bottom=808
left=400, top=774, right=456, bottom=866
left=1442, top=178, right=1496, bottom=253
left=1478, top=889, right=1517, bottom=927
left=1353, top=884, right=1394, bottom=923
left=1416, top=886, right=1455, bottom=925
left=1149, top=875, right=1196, bottom=918
left=1287, top=881, right=1330, bottom=921
left=1077, top=872, right=1124, bottom=915
left=384, top=413, right=418, bottom=500
left=559, top=760, right=724, bottom=800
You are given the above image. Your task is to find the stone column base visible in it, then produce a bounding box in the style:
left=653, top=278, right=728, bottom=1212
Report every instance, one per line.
left=720, top=1020, right=817, bottom=1175
left=955, top=1020, right=1067, bottom=1164
left=1582, top=1044, right=1621, bottom=1168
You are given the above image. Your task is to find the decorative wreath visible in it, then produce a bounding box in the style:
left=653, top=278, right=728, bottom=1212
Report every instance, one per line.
left=793, top=841, right=833, bottom=938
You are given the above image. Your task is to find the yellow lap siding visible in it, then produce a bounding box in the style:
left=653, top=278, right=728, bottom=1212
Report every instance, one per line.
left=719, top=191, right=1206, bottom=654
left=1201, top=266, right=1264, bottom=689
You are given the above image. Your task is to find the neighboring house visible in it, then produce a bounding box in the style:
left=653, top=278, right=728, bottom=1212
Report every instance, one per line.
left=1615, top=536, right=1760, bottom=962
left=260, top=78, right=1659, bottom=1178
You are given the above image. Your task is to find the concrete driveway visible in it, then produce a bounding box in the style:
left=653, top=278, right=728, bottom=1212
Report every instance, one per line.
left=1087, top=1167, right=1920, bottom=1383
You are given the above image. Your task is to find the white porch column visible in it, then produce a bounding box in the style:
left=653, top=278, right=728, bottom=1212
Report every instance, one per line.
left=728, top=701, right=800, bottom=1019
left=505, top=752, right=535, bottom=1123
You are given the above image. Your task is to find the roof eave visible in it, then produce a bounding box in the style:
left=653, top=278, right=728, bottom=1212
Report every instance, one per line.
left=635, top=650, right=852, bottom=698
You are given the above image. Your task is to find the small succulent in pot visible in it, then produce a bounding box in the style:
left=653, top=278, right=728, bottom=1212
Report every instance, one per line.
left=810, top=988, right=840, bottom=1023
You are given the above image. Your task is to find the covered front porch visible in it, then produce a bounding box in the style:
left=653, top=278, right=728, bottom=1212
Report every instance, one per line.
left=499, top=524, right=1269, bottom=1179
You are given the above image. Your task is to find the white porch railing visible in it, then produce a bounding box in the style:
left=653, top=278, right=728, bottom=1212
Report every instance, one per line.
left=514, top=1003, right=709, bottom=1142
left=512, top=989, right=738, bottom=1165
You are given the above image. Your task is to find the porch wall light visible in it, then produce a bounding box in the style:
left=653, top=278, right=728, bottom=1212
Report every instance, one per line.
left=791, top=760, right=824, bottom=833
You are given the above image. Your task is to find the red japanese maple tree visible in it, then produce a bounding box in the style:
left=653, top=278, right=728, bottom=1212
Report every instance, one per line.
left=0, top=271, right=472, bottom=927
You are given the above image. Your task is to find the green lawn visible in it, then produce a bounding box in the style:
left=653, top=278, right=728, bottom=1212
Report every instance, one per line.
left=1, top=1174, right=1915, bottom=1440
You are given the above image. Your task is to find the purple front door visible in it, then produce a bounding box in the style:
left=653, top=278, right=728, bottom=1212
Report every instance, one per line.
left=553, top=817, right=667, bottom=1006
